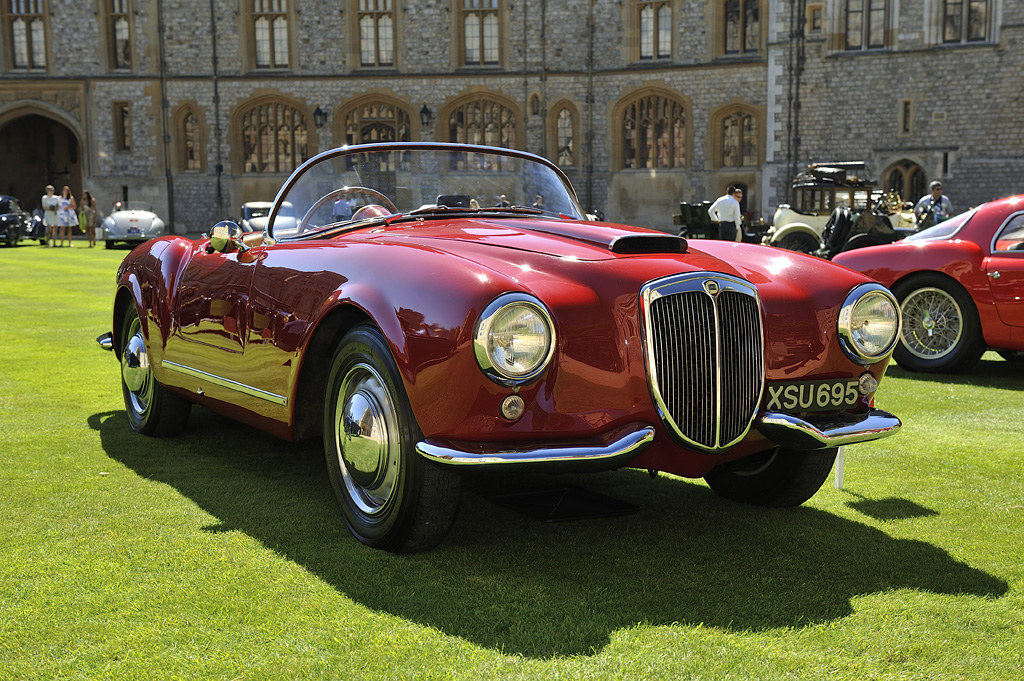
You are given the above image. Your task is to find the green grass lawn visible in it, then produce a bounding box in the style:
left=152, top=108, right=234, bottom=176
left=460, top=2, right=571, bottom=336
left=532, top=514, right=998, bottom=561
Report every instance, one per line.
left=1, top=241, right=1021, bottom=680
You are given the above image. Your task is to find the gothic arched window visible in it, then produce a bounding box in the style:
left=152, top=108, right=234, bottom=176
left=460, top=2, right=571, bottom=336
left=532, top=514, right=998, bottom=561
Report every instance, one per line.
left=722, top=110, right=758, bottom=168
left=621, top=92, right=686, bottom=170
left=239, top=100, right=308, bottom=174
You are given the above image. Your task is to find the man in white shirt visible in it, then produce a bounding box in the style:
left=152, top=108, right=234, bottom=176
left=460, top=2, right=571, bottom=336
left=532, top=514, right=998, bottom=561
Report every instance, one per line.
left=707, top=185, right=743, bottom=241
left=914, top=181, right=954, bottom=228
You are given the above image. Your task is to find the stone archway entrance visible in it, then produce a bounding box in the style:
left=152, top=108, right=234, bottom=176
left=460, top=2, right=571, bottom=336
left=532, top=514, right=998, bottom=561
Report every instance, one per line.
left=0, top=114, right=81, bottom=212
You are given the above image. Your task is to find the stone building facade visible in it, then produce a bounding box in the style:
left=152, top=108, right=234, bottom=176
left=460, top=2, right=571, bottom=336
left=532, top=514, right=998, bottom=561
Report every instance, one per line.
left=0, top=0, right=1020, bottom=235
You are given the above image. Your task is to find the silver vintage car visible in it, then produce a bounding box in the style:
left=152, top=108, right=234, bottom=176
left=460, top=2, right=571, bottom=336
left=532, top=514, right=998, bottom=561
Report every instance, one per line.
left=103, top=202, right=166, bottom=248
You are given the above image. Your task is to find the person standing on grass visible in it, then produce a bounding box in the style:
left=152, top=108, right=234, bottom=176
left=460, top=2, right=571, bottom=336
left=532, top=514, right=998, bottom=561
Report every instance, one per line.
left=57, top=185, right=77, bottom=247
left=707, top=185, right=743, bottom=242
left=41, top=184, right=60, bottom=247
left=79, top=190, right=100, bottom=248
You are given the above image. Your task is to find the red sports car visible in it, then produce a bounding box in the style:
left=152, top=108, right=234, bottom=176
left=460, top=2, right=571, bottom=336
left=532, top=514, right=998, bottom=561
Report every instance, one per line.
left=101, top=143, right=902, bottom=552
left=833, top=194, right=1024, bottom=373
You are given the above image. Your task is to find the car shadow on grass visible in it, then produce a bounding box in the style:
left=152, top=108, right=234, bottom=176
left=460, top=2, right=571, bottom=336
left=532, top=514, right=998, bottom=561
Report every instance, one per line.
left=885, top=353, right=1024, bottom=390
left=91, top=408, right=1008, bottom=659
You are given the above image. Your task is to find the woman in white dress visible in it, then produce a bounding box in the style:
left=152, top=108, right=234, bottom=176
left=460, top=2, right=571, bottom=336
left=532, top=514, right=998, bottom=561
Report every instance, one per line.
left=57, top=185, right=77, bottom=247
left=40, top=185, right=60, bottom=247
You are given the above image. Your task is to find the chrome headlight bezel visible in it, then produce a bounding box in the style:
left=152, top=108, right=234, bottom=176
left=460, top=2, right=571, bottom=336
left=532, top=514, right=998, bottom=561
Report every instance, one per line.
left=838, top=283, right=901, bottom=364
left=473, top=293, right=556, bottom=386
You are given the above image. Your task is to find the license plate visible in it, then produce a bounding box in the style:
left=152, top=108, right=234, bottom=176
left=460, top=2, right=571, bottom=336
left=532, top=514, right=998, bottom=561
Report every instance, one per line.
left=764, top=379, right=860, bottom=413
left=128, top=227, right=141, bottom=235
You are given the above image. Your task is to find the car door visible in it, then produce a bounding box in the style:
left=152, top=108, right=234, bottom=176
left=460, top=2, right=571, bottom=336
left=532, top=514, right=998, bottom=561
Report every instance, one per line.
left=169, top=246, right=259, bottom=372
left=985, top=212, right=1024, bottom=328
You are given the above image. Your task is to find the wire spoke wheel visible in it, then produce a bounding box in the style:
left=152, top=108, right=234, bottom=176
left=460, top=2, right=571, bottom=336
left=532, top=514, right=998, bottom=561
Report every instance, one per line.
left=900, top=286, right=963, bottom=360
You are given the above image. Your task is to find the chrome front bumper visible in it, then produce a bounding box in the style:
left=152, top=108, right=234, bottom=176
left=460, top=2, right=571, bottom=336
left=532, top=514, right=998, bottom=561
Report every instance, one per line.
left=417, top=423, right=655, bottom=467
left=756, top=408, right=901, bottom=450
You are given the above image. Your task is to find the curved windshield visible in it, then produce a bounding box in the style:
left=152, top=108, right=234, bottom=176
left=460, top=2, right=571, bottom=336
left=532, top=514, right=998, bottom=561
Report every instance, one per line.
left=268, top=144, right=584, bottom=240
left=904, top=206, right=978, bottom=242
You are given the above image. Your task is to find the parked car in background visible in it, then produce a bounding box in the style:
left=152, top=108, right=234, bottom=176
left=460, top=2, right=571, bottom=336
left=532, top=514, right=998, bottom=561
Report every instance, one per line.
left=100, top=142, right=903, bottom=553
left=813, top=191, right=921, bottom=260
left=833, top=194, right=1024, bottom=372
left=763, top=162, right=914, bottom=253
left=0, top=195, right=31, bottom=246
left=102, top=202, right=166, bottom=248
left=26, top=208, right=47, bottom=244
left=239, top=201, right=273, bottom=232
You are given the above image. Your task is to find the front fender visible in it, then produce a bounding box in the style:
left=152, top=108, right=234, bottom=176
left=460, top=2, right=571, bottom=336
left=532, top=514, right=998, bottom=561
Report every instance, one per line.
left=767, top=222, right=821, bottom=244
left=113, top=236, right=197, bottom=368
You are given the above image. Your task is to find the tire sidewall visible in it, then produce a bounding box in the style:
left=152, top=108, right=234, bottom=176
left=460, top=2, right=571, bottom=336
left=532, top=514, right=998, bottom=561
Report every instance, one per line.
left=705, top=447, right=837, bottom=507
left=324, top=324, right=423, bottom=548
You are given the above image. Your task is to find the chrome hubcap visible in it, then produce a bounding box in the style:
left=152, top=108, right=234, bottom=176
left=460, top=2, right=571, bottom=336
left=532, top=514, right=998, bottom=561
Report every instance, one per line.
left=121, top=318, right=153, bottom=415
left=335, top=363, right=400, bottom=515
left=901, top=287, right=963, bottom=359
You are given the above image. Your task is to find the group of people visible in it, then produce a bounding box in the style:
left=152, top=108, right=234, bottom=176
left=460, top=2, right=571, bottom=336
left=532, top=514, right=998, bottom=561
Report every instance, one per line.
left=40, top=185, right=101, bottom=247
left=706, top=180, right=953, bottom=242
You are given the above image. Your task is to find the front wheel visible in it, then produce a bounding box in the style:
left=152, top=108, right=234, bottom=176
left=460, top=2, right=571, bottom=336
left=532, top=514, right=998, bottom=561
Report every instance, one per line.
left=776, top=231, right=819, bottom=254
left=704, top=447, right=837, bottom=507
left=324, top=324, right=460, bottom=552
left=891, top=274, right=985, bottom=373
left=120, top=307, right=192, bottom=436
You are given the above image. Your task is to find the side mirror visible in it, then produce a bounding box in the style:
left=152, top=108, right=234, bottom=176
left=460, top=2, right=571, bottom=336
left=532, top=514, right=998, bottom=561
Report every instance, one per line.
left=208, top=220, right=247, bottom=253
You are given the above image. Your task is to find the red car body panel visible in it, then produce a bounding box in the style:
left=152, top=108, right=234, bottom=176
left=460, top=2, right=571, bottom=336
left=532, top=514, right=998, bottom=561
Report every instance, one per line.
left=117, top=212, right=891, bottom=479
left=833, top=194, right=1024, bottom=352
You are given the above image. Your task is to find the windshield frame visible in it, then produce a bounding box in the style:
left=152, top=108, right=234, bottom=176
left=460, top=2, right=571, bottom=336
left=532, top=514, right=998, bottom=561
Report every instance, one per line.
left=266, top=142, right=584, bottom=241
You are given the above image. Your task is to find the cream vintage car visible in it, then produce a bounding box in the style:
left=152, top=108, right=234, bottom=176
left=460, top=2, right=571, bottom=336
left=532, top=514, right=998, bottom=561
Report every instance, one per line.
left=763, top=163, right=914, bottom=253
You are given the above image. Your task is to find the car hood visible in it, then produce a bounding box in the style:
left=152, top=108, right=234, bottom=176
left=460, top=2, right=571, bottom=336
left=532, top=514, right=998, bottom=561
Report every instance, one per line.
left=362, top=216, right=705, bottom=261
left=339, top=216, right=875, bottom=378
left=353, top=215, right=869, bottom=298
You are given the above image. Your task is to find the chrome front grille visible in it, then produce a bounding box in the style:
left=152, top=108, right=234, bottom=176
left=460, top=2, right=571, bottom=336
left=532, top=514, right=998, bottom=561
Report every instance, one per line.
left=642, top=273, right=765, bottom=452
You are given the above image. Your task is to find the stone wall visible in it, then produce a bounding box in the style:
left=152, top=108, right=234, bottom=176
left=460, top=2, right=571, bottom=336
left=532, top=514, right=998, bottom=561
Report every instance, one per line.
left=1, top=1, right=1020, bottom=233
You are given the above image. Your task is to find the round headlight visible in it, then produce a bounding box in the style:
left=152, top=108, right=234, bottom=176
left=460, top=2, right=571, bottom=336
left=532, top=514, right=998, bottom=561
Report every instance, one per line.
left=838, top=284, right=901, bottom=364
left=474, top=294, right=555, bottom=384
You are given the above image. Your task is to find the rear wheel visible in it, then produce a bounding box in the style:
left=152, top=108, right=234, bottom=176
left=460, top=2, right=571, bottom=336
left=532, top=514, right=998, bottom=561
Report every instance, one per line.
left=324, top=324, right=460, bottom=552
left=891, top=274, right=985, bottom=373
left=120, top=307, right=191, bottom=436
left=777, top=231, right=819, bottom=254
left=705, top=447, right=837, bottom=507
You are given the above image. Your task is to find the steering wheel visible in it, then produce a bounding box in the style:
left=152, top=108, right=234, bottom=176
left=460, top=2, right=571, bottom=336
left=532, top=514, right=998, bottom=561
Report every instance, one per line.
left=298, top=186, right=397, bottom=234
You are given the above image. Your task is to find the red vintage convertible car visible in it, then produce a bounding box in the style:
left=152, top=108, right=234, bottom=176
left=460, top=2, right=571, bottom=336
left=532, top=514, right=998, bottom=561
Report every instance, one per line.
left=833, top=194, right=1024, bottom=373
left=101, top=143, right=902, bottom=552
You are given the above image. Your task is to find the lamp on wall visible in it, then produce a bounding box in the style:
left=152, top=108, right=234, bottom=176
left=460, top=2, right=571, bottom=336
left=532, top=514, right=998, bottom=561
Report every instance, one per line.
left=420, top=103, right=433, bottom=127
left=313, top=105, right=328, bottom=128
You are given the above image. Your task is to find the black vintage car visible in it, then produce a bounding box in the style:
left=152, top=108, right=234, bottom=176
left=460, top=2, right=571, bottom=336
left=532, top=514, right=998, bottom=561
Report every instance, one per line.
left=0, top=195, right=35, bottom=246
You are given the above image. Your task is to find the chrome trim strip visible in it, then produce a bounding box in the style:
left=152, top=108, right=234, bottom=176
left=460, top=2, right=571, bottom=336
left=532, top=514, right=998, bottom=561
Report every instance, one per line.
left=162, top=360, right=288, bottom=406
left=756, top=408, right=901, bottom=450
left=416, top=424, right=655, bottom=466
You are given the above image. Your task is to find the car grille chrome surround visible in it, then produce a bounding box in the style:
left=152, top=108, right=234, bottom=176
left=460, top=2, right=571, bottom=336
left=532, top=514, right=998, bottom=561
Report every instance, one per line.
left=641, top=273, right=765, bottom=453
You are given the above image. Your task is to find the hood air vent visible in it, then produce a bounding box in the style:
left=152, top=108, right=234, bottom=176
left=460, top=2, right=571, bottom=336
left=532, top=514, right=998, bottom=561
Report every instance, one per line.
left=609, top=234, right=688, bottom=255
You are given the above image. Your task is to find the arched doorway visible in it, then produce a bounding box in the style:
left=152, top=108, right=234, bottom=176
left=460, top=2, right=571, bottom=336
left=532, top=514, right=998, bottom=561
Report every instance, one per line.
left=0, top=114, right=82, bottom=212
left=883, top=160, right=926, bottom=205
